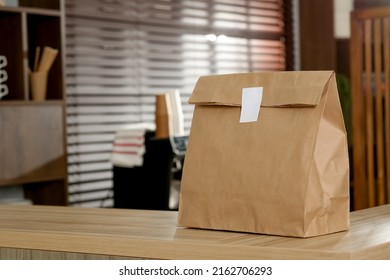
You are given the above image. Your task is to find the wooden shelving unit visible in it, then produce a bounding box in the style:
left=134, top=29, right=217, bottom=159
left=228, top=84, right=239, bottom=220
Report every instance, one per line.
left=0, top=0, right=68, bottom=205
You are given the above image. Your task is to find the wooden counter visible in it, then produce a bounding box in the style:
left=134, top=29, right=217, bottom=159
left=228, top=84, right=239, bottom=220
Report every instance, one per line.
left=0, top=204, right=389, bottom=259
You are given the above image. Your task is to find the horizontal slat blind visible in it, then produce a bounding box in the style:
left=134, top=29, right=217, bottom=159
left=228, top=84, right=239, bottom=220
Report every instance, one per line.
left=65, top=0, right=286, bottom=207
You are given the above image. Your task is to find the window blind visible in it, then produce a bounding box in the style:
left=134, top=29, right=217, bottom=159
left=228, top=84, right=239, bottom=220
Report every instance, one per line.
left=65, top=0, right=287, bottom=207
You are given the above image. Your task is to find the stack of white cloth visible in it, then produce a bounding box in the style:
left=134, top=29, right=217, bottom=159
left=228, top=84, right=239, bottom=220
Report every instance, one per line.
left=110, top=122, right=155, bottom=168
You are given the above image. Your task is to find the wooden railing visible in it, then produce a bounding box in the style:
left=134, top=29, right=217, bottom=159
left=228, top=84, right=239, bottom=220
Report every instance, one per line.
left=351, top=6, right=390, bottom=209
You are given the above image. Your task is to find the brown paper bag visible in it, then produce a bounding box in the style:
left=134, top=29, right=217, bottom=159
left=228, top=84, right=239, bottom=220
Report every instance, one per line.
left=178, top=71, right=350, bottom=238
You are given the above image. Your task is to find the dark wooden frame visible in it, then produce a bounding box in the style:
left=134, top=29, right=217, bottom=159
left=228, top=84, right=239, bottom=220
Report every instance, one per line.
left=0, top=0, right=68, bottom=205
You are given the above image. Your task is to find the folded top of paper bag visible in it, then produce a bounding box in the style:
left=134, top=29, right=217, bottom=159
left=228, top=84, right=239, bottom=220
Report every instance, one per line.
left=189, top=71, right=334, bottom=107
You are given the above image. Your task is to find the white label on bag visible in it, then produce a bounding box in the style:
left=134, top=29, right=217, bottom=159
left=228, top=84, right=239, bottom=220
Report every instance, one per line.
left=240, top=87, right=263, bottom=123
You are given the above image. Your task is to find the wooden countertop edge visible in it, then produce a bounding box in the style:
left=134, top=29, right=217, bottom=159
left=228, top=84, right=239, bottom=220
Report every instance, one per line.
left=0, top=230, right=352, bottom=260
left=350, top=243, right=390, bottom=260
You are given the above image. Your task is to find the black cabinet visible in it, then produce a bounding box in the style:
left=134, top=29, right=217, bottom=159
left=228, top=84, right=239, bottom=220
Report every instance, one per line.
left=113, top=134, right=186, bottom=210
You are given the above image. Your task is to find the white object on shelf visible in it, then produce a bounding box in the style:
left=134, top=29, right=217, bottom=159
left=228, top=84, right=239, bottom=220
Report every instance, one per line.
left=3, top=1, right=20, bottom=7
left=167, top=89, right=184, bottom=136
left=110, top=122, right=155, bottom=168
left=0, top=55, right=8, bottom=100
left=0, top=185, right=32, bottom=205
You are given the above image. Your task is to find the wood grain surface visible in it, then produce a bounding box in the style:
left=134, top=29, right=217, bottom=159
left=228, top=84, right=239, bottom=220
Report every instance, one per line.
left=0, top=205, right=389, bottom=259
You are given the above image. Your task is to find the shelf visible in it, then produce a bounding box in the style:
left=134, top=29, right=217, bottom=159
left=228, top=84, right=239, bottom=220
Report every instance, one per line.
left=0, top=100, right=64, bottom=106
left=0, top=11, right=24, bottom=100
left=27, top=14, right=63, bottom=100
left=0, top=2, right=64, bottom=102
left=0, top=104, right=67, bottom=183
left=0, top=6, right=61, bottom=16
left=19, top=0, right=61, bottom=11
left=0, top=175, right=66, bottom=188
left=0, top=0, right=68, bottom=206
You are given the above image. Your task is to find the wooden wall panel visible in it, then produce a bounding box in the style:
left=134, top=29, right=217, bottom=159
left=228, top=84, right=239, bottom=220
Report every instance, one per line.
left=355, top=0, right=390, bottom=9
left=0, top=103, right=67, bottom=186
left=299, top=0, right=336, bottom=70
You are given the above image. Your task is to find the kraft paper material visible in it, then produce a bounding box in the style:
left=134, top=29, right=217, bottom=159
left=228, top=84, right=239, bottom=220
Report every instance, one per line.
left=178, top=71, right=350, bottom=238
